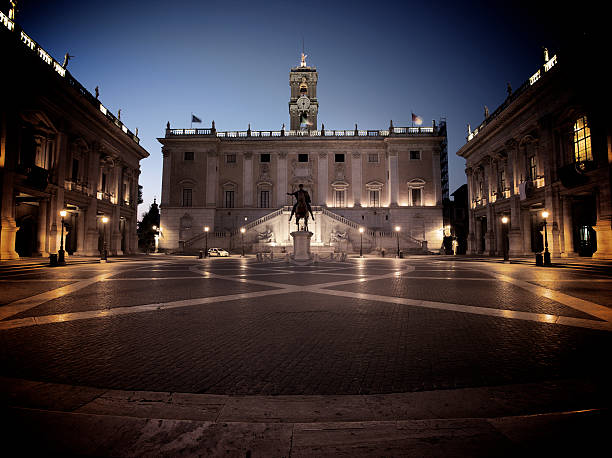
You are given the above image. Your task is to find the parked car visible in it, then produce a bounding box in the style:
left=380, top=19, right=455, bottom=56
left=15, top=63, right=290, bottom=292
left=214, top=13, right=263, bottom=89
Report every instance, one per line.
left=208, top=247, right=230, bottom=257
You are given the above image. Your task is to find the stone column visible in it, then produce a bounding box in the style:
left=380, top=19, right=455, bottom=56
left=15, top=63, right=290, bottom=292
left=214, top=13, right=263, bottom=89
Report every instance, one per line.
left=36, top=198, right=48, bottom=256
left=388, top=152, right=399, bottom=206
left=484, top=204, right=495, bottom=256
left=243, top=152, right=253, bottom=207
left=474, top=215, right=482, bottom=254
left=317, top=152, right=328, bottom=205
left=0, top=171, right=19, bottom=260
left=206, top=152, right=218, bottom=207
left=76, top=209, right=85, bottom=254
left=508, top=195, right=523, bottom=256
left=161, top=148, right=172, bottom=206
left=277, top=152, right=287, bottom=207
left=561, top=197, right=574, bottom=256
left=432, top=149, right=441, bottom=205
left=111, top=205, right=122, bottom=255
left=465, top=168, right=476, bottom=254
left=351, top=152, right=362, bottom=207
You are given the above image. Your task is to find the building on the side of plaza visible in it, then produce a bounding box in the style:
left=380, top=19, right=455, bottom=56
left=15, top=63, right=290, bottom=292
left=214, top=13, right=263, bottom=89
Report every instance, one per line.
left=457, top=43, right=611, bottom=258
left=0, top=8, right=149, bottom=260
left=157, top=56, right=449, bottom=255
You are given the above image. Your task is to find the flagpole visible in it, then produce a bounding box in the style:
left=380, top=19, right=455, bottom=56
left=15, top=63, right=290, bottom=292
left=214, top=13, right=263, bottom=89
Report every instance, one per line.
left=190, top=113, right=193, bottom=129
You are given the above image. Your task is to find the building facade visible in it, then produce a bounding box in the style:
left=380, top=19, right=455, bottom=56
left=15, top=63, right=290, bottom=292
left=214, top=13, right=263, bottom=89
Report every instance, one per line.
left=457, top=46, right=611, bottom=258
left=158, top=56, right=448, bottom=254
left=0, top=9, right=149, bottom=260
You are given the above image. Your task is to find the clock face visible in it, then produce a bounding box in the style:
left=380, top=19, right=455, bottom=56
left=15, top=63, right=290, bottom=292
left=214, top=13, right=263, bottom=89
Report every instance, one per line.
left=297, top=96, right=310, bottom=111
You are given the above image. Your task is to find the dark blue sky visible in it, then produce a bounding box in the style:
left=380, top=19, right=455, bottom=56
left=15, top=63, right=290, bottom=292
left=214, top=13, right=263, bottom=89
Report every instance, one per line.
left=11, top=0, right=571, bottom=217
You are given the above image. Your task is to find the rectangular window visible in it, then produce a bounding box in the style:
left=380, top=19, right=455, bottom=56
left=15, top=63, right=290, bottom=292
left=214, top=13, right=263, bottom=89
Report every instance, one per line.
left=260, top=153, right=270, bottom=163
left=369, top=190, right=380, bottom=207
left=529, top=155, right=537, bottom=181
left=410, top=150, right=421, bottom=160
left=499, top=169, right=506, bottom=194
left=368, top=153, right=379, bottom=163
left=225, top=190, right=235, bottom=208
left=260, top=190, right=270, bottom=208
left=184, top=151, right=194, bottom=161
left=335, top=153, right=345, bottom=162
left=411, top=188, right=422, bottom=206
left=101, top=173, right=107, bottom=192
left=298, top=153, right=309, bottom=162
left=182, top=188, right=192, bottom=207
left=226, top=154, right=236, bottom=163
left=71, top=158, right=79, bottom=182
left=335, top=190, right=345, bottom=207
left=573, top=116, right=592, bottom=162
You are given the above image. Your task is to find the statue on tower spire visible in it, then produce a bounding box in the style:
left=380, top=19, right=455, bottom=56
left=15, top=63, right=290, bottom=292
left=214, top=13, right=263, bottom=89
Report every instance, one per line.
left=300, top=52, right=307, bottom=67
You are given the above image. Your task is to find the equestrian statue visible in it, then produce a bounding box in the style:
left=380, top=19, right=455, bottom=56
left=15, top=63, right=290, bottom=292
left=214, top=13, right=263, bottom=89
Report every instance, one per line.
left=288, top=184, right=315, bottom=231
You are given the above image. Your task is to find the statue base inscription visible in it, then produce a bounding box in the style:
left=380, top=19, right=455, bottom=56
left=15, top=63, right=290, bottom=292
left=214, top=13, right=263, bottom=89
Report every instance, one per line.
left=290, top=231, right=313, bottom=263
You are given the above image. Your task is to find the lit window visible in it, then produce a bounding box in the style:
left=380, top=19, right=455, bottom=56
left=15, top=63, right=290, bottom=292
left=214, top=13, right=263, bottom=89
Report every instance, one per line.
left=573, top=116, right=592, bottom=162
left=182, top=188, right=192, bottom=207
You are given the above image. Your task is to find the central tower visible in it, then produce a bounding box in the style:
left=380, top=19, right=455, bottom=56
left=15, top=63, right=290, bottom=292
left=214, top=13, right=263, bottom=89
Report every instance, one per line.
left=289, top=53, right=318, bottom=131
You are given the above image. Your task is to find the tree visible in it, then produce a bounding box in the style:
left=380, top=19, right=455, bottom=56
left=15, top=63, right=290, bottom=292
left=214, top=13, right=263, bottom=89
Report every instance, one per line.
left=137, top=199, right=160, bottom=252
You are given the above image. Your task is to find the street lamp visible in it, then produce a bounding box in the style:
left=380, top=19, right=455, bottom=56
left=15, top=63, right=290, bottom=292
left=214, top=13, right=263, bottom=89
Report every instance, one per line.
left=542, top=210, right=551, bottom=266
left=501, top=216, right=509, bottom=262
left=240, top=227, right=246, bottom=257
left=359, top=227, right=364, bottom=257
left=204, top=226, right=209, bottom=257
left=58, top=210, right=67, bottom=265
left=101, top=216, right=109, bottom=261
left=394, top=225, right=401, bottom=258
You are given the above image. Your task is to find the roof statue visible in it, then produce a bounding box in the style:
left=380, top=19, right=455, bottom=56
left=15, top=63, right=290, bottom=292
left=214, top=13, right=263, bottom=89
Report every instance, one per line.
left=300, top=52, right=307, bottom=67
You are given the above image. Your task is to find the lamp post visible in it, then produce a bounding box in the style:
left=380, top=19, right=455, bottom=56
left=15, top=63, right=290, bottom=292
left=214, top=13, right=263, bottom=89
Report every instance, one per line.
left=101, top=216, right=109, bottom=261
left=501, top=216, right=509, bottom=262
left=58, top=210, right=67, bottom=265
left=204, top=226, right=209, bottom=257
left=542, top=210, right=551, bottom=266
left=359, top=227, right=364, bottom=257
left=240, top=227, right=246, bottom=257
left=395, top=225, right=401, bottom=258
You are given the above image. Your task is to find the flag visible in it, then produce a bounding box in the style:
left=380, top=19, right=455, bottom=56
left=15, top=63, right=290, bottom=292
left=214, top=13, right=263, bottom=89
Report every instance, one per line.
left=412, top=113, right=423, bottom=126
left=191, top=114, right=202, bottom=123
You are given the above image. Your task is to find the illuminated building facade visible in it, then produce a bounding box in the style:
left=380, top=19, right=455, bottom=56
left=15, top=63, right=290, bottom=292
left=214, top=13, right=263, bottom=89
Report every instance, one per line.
left=458, top=46, right=612, bottom=258
left=0, top=9, right=149, bottom=260
left=158, top=57, right=448, bottom=254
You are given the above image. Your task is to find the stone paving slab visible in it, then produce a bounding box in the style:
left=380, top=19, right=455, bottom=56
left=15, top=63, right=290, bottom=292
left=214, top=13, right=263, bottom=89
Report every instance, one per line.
left=5, top=278, right=278, bottom=320
left=1, top=292, right=610, bottom=395
left=325, top=278, right=601, bottom=320
left=0, top=280, right=77, bottom=305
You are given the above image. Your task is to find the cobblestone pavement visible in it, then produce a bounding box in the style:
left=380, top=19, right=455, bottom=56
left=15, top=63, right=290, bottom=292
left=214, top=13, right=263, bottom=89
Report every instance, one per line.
left=1, top=255, right=611, bottom=398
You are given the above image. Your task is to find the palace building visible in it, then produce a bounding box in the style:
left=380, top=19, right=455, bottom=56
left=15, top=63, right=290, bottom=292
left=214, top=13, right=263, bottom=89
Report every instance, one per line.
left=0, top=8, right=149, bottom=260
left=158, top=54, right=448, bottom=255
left=457, top=44, right=611, bottom=258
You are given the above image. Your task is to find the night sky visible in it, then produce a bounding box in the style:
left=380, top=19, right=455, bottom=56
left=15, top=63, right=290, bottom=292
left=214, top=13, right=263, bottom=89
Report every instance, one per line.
left=10, top=0, right=576, bottom=217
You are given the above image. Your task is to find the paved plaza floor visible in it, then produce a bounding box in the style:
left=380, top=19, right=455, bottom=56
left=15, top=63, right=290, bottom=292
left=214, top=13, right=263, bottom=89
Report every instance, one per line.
left=1, top=255, right=610, bottom=456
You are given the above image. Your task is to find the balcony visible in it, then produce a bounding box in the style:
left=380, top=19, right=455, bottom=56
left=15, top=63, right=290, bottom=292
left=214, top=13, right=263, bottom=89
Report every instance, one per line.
left=64, top=179, right=90, bottom=195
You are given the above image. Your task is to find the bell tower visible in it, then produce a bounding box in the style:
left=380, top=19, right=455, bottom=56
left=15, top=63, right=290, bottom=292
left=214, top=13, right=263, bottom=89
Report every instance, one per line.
left=289, top=53, right=318, bottom=131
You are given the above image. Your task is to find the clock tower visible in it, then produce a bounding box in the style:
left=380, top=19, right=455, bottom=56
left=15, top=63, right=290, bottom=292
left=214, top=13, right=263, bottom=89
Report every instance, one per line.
left=289, top=53, right=318, bottom=131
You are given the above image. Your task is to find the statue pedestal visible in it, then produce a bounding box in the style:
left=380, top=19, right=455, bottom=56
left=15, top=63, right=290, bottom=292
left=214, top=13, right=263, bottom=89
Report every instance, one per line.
left=290, top=231, right=313, bottom=262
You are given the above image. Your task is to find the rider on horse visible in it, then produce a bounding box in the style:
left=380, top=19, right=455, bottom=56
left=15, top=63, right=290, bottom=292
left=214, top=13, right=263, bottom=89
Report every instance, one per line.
left=287, top=184, right=315, bottom=221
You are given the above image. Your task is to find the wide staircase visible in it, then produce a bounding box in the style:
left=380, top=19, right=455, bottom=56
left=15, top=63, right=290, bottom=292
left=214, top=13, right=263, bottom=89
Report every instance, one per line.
left=181, top=207, right=429, bottom=255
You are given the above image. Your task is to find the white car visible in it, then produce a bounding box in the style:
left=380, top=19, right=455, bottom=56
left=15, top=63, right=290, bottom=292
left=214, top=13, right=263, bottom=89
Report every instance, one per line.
left=208, top=247, right=229, bottom=257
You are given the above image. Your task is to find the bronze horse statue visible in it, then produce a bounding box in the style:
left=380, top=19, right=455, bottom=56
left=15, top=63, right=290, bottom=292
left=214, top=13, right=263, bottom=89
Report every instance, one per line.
left=288, top=184, right=314, bottom=231
left=294, top=192, right=309, bottom=231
